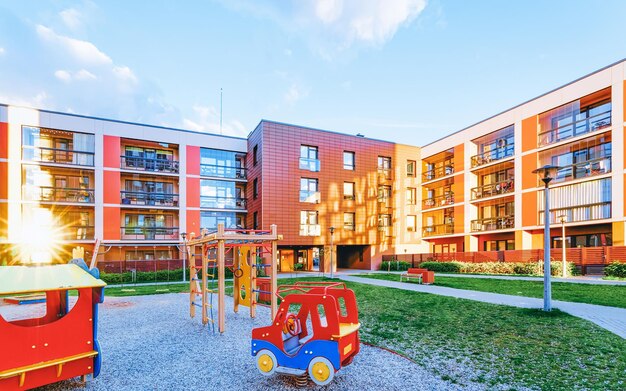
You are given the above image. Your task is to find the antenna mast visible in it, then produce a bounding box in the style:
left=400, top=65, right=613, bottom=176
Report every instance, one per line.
left=220, top=88, right=223, bottom=135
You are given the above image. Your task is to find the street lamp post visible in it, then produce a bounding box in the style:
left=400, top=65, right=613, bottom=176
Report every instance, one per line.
left=532, top=164, right=561, bottom=312
left=329, top=227, right=335, bottom=279
left=559, top=214, right=567, bottom=278
left=181, top=232, right=187, bottom=282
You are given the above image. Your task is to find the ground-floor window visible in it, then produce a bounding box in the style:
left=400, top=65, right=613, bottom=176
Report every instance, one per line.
left=551, top=232, right=612, bottom=248
left=484, top=239, right=515, bottom=251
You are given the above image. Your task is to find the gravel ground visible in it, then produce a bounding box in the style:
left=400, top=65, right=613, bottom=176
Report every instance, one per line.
left=25, top=293, right=480, bottom=391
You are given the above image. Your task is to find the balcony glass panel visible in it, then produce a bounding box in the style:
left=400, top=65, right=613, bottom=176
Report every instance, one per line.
left=539, top=178, right=611, bottom=223
left=422, top=223, right=454, bottom=237
left=121, top=191, right=179, bottom=206
left=471, top=215, right=514, bottom=232
left=299, top=224, right=321, bottom=236
left=538, top=100, right=611, bottom=146
left=423, top=159, right=454, bottom=181
left=423, top=193, right=454, bottom=209
left=22, top=126, right=95, bottom=166
left=299, top=190, right=321, bottom=203
left=299, top=157, right=320, bottom=172
left=471, top=179, right=514, bottom=200
left=122, top=213, right=178, bottom=240
left=200, top=148, right=246, bottom=179
left=200, top=196, right=246, bottom=210
left=201, top=211, right=244, bottom=230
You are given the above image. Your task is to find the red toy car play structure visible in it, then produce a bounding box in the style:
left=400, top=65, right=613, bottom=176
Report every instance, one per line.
left=251, top=282, right=360, bottom=386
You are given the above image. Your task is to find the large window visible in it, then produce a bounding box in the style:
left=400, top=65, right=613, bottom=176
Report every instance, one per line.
left=300, top=145, right=320, bottom=172
left=300, top=178, right=320, bottom=203
left=344, top=213, right=355, bottom=231
left=22, top=126, right=95, bottom=166
left=542, top=139, right=612, bottom=184
left=122, top=179, right=177, bottom=206
left=200, top=148, right=246, bottom=179
left=377, top=185, right=391, bottom=202
left=343, top=182, right=355, bottom=200
left=539, top=178, right=611, bottom=224
left=123, top=213, right=177, bottom=240
left=406, top=188, right=416, bottom=205
left=201, top=211, right=244, bottom=230
left=200, top=180, right=245, bottom=209
left=343, top=151, right=355, bottom=170
left=299, top=211, right=320, bottom=236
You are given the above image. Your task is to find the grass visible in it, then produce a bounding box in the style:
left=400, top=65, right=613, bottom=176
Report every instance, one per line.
left=104, top=282, right=233, bottom=297
left=357, top=273, right=626, bottom=308
left=101, top=277, right=626, bottom=389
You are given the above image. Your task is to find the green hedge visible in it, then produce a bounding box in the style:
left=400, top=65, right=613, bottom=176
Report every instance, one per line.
left=379, top=261, right=411, bottom=271
left=100, top=267, right=235, bottom=285
left=604, top=262, right=626, bottom=278
left=418, top=261, right=577, bottom=276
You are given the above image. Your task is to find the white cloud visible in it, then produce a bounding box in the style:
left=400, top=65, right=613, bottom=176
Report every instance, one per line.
left=54, top=70, right=72, bottom=82
left=315, top=0, right=343, bottom=24
left=112, top=66, right=138, bottom=84
left=36, top=24, right=112, bottom=65
left=0, top=47, right=5, bottom=56
left=183, top=104, right=248, bottom=137
left=284, top=83, right=309, bottom=105
left=75, top=69, right=97, bottom=81
left=54, top=69, right=97, bottom=82
left=60, top=8, right=82, bottom=30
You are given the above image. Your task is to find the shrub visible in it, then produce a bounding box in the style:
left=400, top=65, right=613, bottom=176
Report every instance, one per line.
left=604, top=261, right=626, bottom=278
left=99, top=267, right=233, bottom=284
left=419, top=261, right=461, bottom=273
left=379, top=260, right=411, bottom=271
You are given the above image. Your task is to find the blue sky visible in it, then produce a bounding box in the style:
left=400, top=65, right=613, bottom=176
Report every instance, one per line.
left=0, top=0, right=624, bottom=145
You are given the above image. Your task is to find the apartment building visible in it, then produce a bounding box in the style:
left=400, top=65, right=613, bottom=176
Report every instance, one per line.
left=420, top=60, right=625, bottom=256
left=0, top=106, right=247, bottom=264
left=247, top=120, right=423, bottom=271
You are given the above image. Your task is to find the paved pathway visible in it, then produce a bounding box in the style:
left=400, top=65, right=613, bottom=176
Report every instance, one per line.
left=339, top=274, right=626, bottom=339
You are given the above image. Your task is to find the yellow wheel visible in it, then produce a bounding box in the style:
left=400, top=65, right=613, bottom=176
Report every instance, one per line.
left=308, top=357, right=335, bottom=386
left=256, top=349, right=277, bottom=376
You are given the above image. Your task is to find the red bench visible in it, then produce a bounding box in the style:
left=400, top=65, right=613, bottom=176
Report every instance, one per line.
left=400, top=268, right=435, bottom=284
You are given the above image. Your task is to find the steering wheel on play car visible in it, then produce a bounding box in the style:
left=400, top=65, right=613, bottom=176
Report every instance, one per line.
left=284, top=313, right=300, bottom=336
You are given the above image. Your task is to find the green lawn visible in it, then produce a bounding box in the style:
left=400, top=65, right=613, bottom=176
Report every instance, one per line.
left=357, top=273, right=626, bottom=309
left=104, top=282, right=233, bottom=297
left=102, top=278, right=626, bottom=389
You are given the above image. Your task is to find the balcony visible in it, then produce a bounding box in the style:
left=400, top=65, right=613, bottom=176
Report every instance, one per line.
left=22, top=146, right=95, bottom=166
left=423, top=163, right=454, bottom=182
left=471, top=144, right=514, bottom=168
left=552, top=156, right=611, bottom=184
left=299, top=158, right=320, bottom=172
left=471, top=179, right=514, bottom=200
left=120, top=226, right=180, bottom=240
left=538, top=109, right=611, bottom=147
left=120, top=156, right=180, bottom=174
left=540, top=202, right=611, bottom=225
left=200, top=196, right=247, bottom=210
left=377, top=225, right=394, bottom=237
left=299, top=224, right=321, bottom=236
left=27, top=186, right=95, bottom=203
left=471, top=215, right=514, bottom=232
left=61, top=225, right=95, bottom=240
left=121, top=191, right=179, bottom=207
left=422, top=223, right=454, bottom=237
left=299, top=190, right=321, bottom=203
left=423, top=193, right=454, bottom=209
left=377, top=168, right=393, bottom=180
left=200, top=164, right=247, bottom=179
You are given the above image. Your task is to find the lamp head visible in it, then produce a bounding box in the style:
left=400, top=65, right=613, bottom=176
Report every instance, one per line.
left=181, top=232, right=187, bottom=241
left=329, top=226, right=335, bottom=235
left=532, top=164, right=561, bottom=186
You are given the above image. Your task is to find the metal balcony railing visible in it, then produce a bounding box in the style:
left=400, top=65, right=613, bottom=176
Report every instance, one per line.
left=538, top=110, right=611, bottom=147
left=31, top=186, right=95, bottom=203
left=471, top=179, right=514, bottom=200
left=299, top=158, right=320, bottom=172
left=299, top=224, right=321, bottom=236
left=57, top=226, right=95, bottom=240
left=377, top=167, right=393, bottom=180
left=121, top=191, right=179, bottom=207
left=299, top=190, right=321, bottom=203
left=199, top=196, right=247, bottom=210
left=471, top=144, right=514, bottom=167
left=200, top=164, right=247, bottom=179
left=120, top=156, right=180, bottom=173
left=552, top=156, right=611, bottom=184
left=22, top=146, right=94, bottom=166
left=471, top=215, right=515, bottom=232
left=120, top=226, right=180, bottom=240
left=540, top=202, right=612, bottom=224
left=422, top=223, right=454, bottom=237
left=423, top=194, right=454, bottom=209
left=423, top=163, right=454, bottom=181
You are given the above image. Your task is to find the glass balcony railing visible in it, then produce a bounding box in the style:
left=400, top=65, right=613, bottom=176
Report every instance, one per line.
left=200, top=164, right=247, bottom=179
left=552, top=156, right=611, bottom=184
left=120, top=156, right=180, bottom=173
left=22, top=146, right=94, bottom=166
left=471, top=215, right=515, bottom=232
left=422, top=223, right=454, bottom=237
left=121, top=226, right=180, bottom=240
left=27, top=186, right=95, bottom=203
left=299, top=190, right=321, bottom=203
left=299, top=224, right=321, bottom=236
left=423, top=194, right=454, bottom=209
left=200, top=196, right=247, bottom=210
left=377, top=168, right=393, bottom=180
left=121, top=191, right=179, bottom=207
left=377, top=225, right=394, bottom=237
left=299, top=158, right=320, bottom=172
left=423, top=163, right=454, bottom=181
left=471, top=144, right=514, bottom=167
left=61, top=225, right=95, bottom=240
left=538, top=110, right=611, bottom=147
left=471, top=179, right=514, bottom=200
left=540, top=202, right=611, bottom=225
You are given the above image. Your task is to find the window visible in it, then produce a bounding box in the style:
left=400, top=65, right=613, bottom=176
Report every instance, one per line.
left=201, top=211, right=240, bottom=230
left=377, top=185, right=391, bottom=202
left=300, top=178, right=320, bottom=203
left=406, top=187, right=416, bottom=205
left=21, top=126, right=95, bottom=166
left=406, top=215, right=416, bottom=232
left=253, top=212, right=258, bottom=230
left=343, top=151, right=355, bottom=170
left=378, top=156, right=392, bottom=179
left=300, top=145, right=320, bottom=172
left=343, top=212, right=355, bottom=231
left=200, top=148, right=246, bottom=179
left=407, top=160, right=416, bottom=177
left=300, top=211, right=320, bottom=236
left=343, top=182, right=355, bottom=200
left=253, top=178, right=258, bottom=199
left=253, top=145, right=258, bottom=166
left=378, top=214, right=392, bottom=227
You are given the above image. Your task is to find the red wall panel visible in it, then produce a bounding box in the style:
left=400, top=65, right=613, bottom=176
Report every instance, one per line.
left=0, top=122, right=7, bottom=159
left=103, top=136, right=121, bottom=168
left=186, top=177, right=200, bottom=208
left=103, top=171, right=121, bottom=204
left=186, top=146, right=200, bottom=175
left=103, top=207, right=120, bottom=240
